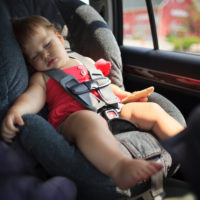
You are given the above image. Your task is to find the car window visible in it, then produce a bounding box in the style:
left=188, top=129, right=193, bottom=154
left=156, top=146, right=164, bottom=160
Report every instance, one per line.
left=81, top=0, right=89, bottom=4
left=123, top=0, right=153, bottom=49
left=123, top=0, right=200, bottom=55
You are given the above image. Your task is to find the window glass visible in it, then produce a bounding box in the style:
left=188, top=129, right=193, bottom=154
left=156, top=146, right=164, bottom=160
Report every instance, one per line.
left=153, top=0, right=200, bottom=55
left=123, top=0, right=200, bottom=55
left=123, top=0, right=153, bottom=48
left=80, top=0, right=89, bottom=4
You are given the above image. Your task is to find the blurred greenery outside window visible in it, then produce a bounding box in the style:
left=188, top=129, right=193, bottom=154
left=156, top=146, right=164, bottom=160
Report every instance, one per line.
left=123, top=0, right=200, bottom=55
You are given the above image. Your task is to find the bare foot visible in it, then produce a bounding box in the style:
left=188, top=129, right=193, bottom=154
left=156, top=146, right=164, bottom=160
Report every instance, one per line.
left=110, top=158, right=163, bottom=190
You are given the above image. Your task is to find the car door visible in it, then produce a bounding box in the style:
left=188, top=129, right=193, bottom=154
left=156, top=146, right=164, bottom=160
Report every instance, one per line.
left=90, top=0, right=200, bottom=119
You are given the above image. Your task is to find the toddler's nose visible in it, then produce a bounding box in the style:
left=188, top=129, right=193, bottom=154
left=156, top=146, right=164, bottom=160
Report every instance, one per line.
left=41, top=50, right=49, bottom=59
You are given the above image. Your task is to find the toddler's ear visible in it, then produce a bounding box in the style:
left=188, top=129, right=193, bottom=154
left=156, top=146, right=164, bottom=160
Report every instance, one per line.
left=56, top=32, right=64, bottom=44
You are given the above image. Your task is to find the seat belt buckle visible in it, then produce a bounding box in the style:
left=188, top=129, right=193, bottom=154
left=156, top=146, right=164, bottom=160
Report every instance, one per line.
left=102, top=109, right=119, bottom=120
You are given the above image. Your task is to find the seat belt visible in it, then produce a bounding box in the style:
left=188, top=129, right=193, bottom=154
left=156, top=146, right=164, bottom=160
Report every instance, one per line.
left=67, top=50, right=120, bottom=106
left=44, top=51, right=120, bottom=113
left=45, top=68, right=106, bottom=111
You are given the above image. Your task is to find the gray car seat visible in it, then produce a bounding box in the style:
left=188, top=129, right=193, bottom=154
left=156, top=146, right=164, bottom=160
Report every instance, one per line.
left=0, top=0, right=193, bottom=199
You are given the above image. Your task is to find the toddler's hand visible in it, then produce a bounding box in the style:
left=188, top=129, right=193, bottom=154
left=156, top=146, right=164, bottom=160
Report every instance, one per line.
left=137, top=97, right=148, bottom=102
left=1, top=111, right=24, bottom=143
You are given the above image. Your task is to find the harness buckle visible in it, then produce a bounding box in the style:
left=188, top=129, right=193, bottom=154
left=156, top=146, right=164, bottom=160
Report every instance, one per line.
left=100, top=108, right=119, bottom=120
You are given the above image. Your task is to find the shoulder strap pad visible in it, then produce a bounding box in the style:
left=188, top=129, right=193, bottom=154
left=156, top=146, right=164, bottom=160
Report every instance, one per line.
left=67, top=50, right=120, bottom=106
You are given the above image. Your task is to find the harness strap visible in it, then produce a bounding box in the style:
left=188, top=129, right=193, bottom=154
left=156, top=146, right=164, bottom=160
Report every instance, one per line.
left=66, top=50, right=104, bottom=79
left=45, top=69, right=106, bottom=111
left=45, top=50, right=120, bottom=113
left=67, top=50, right=120, bottom=106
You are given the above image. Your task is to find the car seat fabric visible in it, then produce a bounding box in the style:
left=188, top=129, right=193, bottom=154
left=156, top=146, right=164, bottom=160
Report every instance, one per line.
left=0, top=1, right=29, bottom=127
left=0, top=0, right=187, bottom=199
left=5, top=0, right=66, bottom=27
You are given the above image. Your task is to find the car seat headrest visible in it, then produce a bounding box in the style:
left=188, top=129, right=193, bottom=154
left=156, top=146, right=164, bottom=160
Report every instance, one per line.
left=5, top=0, right=66, bottom=27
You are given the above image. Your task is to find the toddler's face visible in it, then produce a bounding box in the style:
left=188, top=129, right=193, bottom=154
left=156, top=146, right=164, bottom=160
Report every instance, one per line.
left=23, top=26, right=68, bottom=71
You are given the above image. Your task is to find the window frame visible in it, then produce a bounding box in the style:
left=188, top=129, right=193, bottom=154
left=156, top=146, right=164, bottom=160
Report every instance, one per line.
left=145, top=0, right=158, bottom=50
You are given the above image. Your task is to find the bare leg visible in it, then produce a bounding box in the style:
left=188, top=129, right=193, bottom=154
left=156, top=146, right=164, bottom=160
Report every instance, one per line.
left=61, top=110, right=162, bottom=189
left=120, top=102, right=184, bottom=140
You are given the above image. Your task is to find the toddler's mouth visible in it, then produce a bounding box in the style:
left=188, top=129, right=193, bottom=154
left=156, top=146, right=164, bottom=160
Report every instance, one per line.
left=47, top=58, right=57, bottom=67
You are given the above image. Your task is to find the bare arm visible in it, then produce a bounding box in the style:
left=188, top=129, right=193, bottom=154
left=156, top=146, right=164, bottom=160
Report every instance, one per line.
left=1, top=72, right=46, bottom=142
left=10, top=73, right=46, bottom=114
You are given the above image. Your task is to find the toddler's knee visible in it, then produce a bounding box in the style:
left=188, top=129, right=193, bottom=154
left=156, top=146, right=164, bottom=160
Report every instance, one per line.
left=149, top=102, right=161, bottom=109
left=148, top=102, right=164, bottom=114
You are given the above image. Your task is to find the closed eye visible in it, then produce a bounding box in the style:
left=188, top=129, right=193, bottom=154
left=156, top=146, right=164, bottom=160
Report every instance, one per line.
left=32, top=54, right=39, bottom=61
left=44, top=41, right=51, bottom=48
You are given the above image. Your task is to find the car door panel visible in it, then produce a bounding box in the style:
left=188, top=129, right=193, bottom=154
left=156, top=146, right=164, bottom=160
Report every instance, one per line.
left=121, top=46, right=200, bottom=118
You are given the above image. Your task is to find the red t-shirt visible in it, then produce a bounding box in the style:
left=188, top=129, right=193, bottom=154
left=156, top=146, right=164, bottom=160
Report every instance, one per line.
left=46, top=59, right=118, bottom=130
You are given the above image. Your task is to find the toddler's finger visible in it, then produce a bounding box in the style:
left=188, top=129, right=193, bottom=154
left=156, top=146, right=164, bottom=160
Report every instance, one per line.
left=7, top=118, right=19, bottom=132
left=2, top=131, right=16, bottom=143
left=15, top=115, right=24, bottom=126
left=2, top=129, right=16, bottom=138
left=138, top=97, right=148, bottom=102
